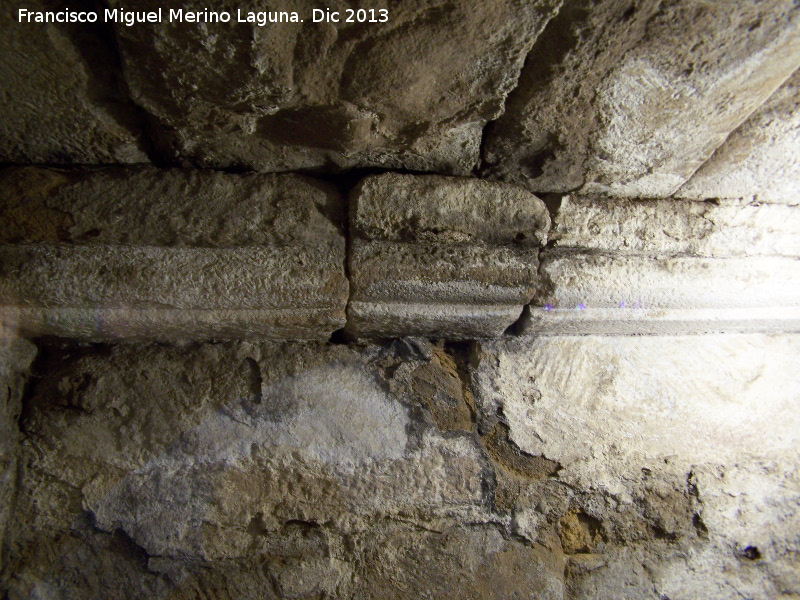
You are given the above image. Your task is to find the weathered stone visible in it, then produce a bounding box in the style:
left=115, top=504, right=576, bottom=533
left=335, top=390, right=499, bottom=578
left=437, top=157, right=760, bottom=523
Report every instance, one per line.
left=678, top=68, right=800, bottom=204
left=527, top=251, right=800, bottom=335
left=525, top=304, right=800, bottom=336
left=655, top=463, right=800, bottom=600
left=565, top=548, right=667, bottom=600
left=347, top=301, right=527, bottom=340
left=481, top=422, right=562, bottom=515
left=0, top=0, right=148, bottom=164
left=476, top=334, right=800, bottom=476
left=350, top=242, right=540, bottom=303
left=351, top=173, right=551, bottom=246
left=7, top=332, right=800, bottom=598
left=409, top=346, right=474, bottom=433
left=483, top=0, right=800, bottom=197
left=7, top=341, right=499, bottom=598
left=474, top=334, right=800, bottom=599
left=1, top=306, right=348, bottom=343
left=111, top=0, right=561, bottom=175
left=0, top=337, right=36, bottom=582
left=0, top=167, right=347, bottom=341
left=550, top=195, right=800, bottom=258
left=351, top=524, right=564, bottom=600
left=347, top=174, right=548, bottom=338
left=5, top=517, right=174, bottom=600
left=524, top=195, right=800, bottom=335
left=0, top=166, right=344, bottom=248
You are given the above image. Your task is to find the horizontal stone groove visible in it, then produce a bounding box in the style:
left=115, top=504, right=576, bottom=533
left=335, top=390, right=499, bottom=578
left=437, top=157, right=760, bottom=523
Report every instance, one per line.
left=1, top=168, right=799, bottom=341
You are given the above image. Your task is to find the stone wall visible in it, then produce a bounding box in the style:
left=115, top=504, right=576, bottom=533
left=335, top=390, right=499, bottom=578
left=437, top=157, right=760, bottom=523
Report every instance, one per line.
left=1, top=1, right=800, bottom=598
left=2, top=167, right=799, bottom=341
left=2, top=335, right=799, bottom=599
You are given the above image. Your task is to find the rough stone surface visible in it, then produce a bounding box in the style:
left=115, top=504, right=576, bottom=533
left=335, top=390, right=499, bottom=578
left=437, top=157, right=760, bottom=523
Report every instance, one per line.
left=550, top=195, right=800, bottom=258
left=351, top=173, right=551, bottom=247
left=539, top=253, right=800, bottom=310
left=350, top=243, right=540, bottom=303
left=0, top=337, right=36, bottom=577
left=483, top=0, right=800, bottom=197
left=7, top=335, right=800, bottom=598
left=0, top=167, right=343, bottom=248
left=678, top=68, right=800, bottom=203
left=3, top=2, right=800, bottom=597
left=524, top=305, right=800, bottom=336
left=347, top=174, right=548, bottom=338
left=0, top=168, right=348, bottom=341
left=347, top=300, right=528, bottom=341
left=111, top=0, right=561, bottom=174
left=528, top=252, right=800, bottom=335
left=0, top=0, right=148, bottom=164
left=4, top=340, right=565, bottom=599
left=525, top=194, right=800, bottom=335
left=474, top=334, right=800, bottom=599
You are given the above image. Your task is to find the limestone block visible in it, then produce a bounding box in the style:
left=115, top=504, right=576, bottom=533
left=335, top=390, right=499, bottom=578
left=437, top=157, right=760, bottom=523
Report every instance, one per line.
left=346, top=174, right=549, bottom=338
left=0, top=0, right=147, bottom=164
left=550, top=195, right=800, bottom=258
left=110, top=0, right=561, bottom=175
left=6, top=341, right=497, bottom=597
left=656, top=463, right=800, bottom=600
left=677, top=69, right=800, bottom=204
left=526, top=251, right=800, bottom=335
left=474, top=334, right=800, bottom=599
left=525, top=305, right=800, bottom=336
left=0, top=167, right=348, bottom=341
left=483, top=0, right=800, bottom=197
left=347, top=301, right=528, bottom=341
left=350, top=242, right=540, bottom=304
left=476, top=335, right=800, bottom=469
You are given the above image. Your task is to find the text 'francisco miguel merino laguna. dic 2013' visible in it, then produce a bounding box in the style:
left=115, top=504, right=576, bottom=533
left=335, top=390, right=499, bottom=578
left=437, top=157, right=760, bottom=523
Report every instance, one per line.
left=17, top=7, right=390, bottom=26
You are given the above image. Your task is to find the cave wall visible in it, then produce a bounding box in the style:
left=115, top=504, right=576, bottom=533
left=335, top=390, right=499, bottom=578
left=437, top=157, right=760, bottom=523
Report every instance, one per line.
left=1, top=1, right=800, bottom=598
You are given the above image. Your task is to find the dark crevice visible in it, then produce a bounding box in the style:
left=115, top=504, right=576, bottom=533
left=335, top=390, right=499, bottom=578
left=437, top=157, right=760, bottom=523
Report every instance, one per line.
left=503, top=304, right=530, bottom=336
left=109, top=527, right=153, bottom=570
left=321, top=169, right=358, bottom=345
left=17, top=340, right=111, bottom=435
left=650, top=525, right=679, bottom=541
left=736, top=545, right=761, bottom=561
left=474, top=118, right=498, bottom=177
left=391, top=337, right=434, bottom=362
left=522, top=145, right=557, bottom=180
left=504, top=190, right=561, bottom=335
left=328, top=328, right=350, bottom=345
left=692, top=513, right=709, bottom=538
left=72, top=510, right=160, bottom=575
left=531, top=243, right=558, bottom=309
left=540, top=193, right=564, bottom=223
left=242, top=357, right=263, bottom=404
